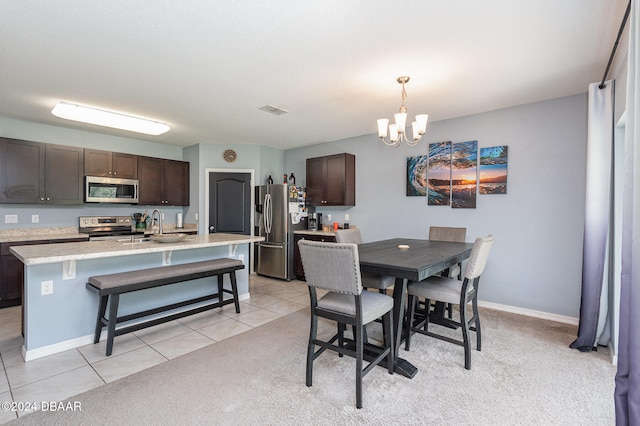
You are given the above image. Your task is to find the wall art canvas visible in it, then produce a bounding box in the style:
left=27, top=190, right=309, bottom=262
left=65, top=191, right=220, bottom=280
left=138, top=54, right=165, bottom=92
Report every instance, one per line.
left=427, top=141, right=452, bottom=205
left=451, top=140, right=478, bottom=208
left=479, top=145, right=508, bottom=194
left=406, top=155, right=428, bottom=196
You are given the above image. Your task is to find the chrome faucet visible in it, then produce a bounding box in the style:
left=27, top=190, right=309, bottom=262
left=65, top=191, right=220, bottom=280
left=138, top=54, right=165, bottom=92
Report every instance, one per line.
left=151, top=209, right=163, bottom=234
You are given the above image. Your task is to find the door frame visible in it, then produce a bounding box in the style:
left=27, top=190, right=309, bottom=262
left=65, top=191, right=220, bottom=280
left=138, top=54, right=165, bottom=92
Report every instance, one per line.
left=205, top=168, right=255, bottom=273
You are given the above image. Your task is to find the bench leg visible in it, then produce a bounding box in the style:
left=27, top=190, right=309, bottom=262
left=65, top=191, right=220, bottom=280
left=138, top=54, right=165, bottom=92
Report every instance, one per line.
left=229, top=271, right=240, bottom=313
left=94, top=295, right=109, bottom=344
left=106, top=294, right=120, bottom=356
left=216, top=274, right=224, bottom=307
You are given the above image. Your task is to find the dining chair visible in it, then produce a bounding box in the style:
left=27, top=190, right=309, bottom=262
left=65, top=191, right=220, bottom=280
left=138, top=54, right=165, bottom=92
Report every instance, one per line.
left=298, top=239, right=395, bottom=409
left=429, top=226, right=467, bottom=279
left=334, top=228, right=395, bottom=294
left=404, top=234, right=495, bottom=370
left=428, top=226, right=467, bottom=318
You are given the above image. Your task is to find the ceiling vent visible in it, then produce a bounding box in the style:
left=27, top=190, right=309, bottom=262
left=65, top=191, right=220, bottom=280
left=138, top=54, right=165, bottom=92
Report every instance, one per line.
left=259, top=104, right=289, bottom=116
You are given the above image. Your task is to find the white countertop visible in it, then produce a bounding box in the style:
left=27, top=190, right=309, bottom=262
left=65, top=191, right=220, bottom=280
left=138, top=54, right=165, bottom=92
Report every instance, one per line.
left=11, top=233, right=264, bottom=265
left=0, top=224, right=198, bottom=244
left=0, top=227, right=89, bottom=244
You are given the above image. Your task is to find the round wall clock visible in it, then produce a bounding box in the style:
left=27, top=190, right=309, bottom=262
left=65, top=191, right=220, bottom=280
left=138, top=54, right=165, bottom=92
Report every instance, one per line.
left=223, top=149, right=237, bottom=163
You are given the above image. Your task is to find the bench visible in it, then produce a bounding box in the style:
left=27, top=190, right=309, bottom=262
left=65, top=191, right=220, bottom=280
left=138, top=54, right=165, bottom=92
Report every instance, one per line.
left=86, top=258, right=245, bottom=356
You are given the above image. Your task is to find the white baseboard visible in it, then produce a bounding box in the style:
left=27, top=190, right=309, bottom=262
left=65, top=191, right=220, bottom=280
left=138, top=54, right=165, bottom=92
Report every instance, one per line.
left=478, top=300, right=579, bottom=326
left=23, top=334, right=95, bottom=361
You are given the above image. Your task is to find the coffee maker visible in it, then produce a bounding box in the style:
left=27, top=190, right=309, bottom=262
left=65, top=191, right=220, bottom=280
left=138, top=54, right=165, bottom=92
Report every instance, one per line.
left=308, top=212, right=322, bottom=231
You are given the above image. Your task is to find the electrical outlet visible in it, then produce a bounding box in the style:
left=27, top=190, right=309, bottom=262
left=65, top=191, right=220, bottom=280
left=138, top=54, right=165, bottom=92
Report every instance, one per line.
left=326, top=214, right=331, bottom=221
left=5, top=214, right=17, bottom=224
left=32, top=214, right=39, bottom=223
left=195, top=213, right=198, bottom=220
left=41, top=280, right=53, bottom=295
left=344, top=213, right=350, bottom=221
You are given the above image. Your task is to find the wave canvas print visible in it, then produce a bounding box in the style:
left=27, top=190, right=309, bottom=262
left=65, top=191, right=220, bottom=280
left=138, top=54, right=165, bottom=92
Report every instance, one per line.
left=406, top=155, right=428, bottom=196
left=451, top=140, right=477, bottom=208
left=427, top=141, right=452, bottom=205
left=479, top=145, right=508, bottom=194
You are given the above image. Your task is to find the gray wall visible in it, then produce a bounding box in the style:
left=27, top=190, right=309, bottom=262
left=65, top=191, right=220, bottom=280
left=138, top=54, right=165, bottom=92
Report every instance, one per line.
left=183, top=143, right=283, bottom=233
left=285, top=94, right=588, bottom=318
left=1, top=94, right=591, bottom=319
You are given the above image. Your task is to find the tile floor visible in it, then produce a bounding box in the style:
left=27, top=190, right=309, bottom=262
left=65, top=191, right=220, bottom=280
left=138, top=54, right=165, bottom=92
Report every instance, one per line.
left=0, top=274, right=310, bottom=423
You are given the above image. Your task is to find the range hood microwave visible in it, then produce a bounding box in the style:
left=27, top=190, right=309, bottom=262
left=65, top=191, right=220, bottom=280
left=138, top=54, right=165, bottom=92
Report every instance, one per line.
left=85, top=176, right=139, bottom=204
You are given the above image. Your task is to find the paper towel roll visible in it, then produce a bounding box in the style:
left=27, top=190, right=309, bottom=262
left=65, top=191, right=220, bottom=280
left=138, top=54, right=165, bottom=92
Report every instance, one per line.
left=177, top=213, right=183, bottom=228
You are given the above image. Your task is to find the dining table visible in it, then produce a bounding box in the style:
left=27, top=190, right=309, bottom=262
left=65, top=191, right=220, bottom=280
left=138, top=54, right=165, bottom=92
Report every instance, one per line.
left=357, top=238, right=474, bottom=378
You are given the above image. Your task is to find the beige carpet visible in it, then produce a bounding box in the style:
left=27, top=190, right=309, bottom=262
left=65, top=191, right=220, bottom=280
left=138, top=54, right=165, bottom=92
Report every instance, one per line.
left=11, top=307, right=615, bottom=425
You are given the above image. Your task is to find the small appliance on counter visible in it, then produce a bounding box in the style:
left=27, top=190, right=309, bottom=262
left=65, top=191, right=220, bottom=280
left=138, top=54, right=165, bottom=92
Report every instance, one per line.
left=308, top=212, right=322, bottom=231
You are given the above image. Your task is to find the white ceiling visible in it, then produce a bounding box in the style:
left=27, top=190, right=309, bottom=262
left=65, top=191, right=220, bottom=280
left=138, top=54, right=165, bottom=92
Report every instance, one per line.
left=0, top=0, right=629, bottom=150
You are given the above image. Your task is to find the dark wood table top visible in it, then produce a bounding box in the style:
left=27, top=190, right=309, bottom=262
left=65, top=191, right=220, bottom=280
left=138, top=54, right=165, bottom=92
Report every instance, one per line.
left=358, top=238, right=474, bottom=281
left=354, top=238, right=475, bottom=379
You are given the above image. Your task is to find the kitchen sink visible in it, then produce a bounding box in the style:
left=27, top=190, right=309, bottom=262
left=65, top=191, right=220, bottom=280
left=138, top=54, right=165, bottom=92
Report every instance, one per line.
left=132, top=237, right=153, bottom=243
left=118, top=234, right=191, bottom=244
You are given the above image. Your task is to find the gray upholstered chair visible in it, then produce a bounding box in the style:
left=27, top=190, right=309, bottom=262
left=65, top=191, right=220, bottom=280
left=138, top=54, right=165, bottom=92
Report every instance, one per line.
left=429, top=226, right=467, bottom=279
left=298, top=239, right=394, bottom=409
left=334, top=228, right=395, bottom=294
left=428, top=226, right=467, bottom=318
left=404, top=234, right=495, bottom=370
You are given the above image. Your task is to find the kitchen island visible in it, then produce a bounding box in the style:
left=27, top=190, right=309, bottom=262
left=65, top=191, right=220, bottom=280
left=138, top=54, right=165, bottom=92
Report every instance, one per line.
left=10, top=233, right=264, bottom=361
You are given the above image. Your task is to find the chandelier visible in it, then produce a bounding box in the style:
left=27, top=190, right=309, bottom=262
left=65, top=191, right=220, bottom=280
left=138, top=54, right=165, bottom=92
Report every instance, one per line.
left=377, top=76, right=428, bottom=147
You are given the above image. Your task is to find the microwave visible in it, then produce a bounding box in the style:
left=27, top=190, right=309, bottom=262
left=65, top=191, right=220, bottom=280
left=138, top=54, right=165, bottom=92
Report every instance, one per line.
left=85, top=176, right=139, bottom=204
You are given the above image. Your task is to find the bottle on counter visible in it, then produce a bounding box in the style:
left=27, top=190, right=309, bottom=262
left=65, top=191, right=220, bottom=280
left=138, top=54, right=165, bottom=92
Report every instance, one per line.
left=283, top=173, right=288, bottom=184
left=267, top=175, right=273, bottom=185
left=288, top=173, right=296, bottom=186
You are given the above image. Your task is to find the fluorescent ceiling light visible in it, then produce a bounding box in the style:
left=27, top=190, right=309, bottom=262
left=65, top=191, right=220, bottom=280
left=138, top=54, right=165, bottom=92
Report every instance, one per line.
left=51, top=102, right=170, bottom=135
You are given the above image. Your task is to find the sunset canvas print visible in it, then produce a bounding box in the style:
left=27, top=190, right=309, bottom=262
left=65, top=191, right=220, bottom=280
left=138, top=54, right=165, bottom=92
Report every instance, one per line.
left=451, top=140, right=478, bottom=208
left=427, top=141, right=452, bottom=205
left=479, top=145, right=508, bottom=194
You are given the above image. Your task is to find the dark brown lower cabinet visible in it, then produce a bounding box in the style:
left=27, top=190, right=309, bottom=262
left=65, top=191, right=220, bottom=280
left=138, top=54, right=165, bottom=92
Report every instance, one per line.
left=293, top=233, right=336, bottom=280
left=0, top=238, right=86, bottom=308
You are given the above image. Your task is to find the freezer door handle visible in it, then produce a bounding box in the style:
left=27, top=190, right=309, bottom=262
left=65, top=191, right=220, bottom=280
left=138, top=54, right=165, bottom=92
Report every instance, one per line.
left=256, top=242, right=284, bottom=249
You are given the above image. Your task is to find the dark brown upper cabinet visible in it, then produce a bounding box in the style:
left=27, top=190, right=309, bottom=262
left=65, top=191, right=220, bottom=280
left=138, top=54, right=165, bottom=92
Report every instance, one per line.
left=138, top=156, right=189, bottom=206
left=306, top=153, right=355, bottom=206
left=84, top=149, right=138, bottom=179
left=0, top=138, right=83, bottom=204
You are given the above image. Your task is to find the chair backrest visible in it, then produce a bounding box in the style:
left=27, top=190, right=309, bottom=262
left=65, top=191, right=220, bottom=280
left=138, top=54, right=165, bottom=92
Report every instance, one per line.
left=464, top=235, right=495, bottom=280
left=334, top=228, right=363, bottom=245
left=298, top=239, right=363, bottom=295
left=429, top=226, right=467, bottom=242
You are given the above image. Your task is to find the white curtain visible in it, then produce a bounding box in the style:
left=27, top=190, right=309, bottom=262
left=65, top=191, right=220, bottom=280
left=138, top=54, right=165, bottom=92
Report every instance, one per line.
left=570, top=80, right=614, bottom=352
left=615, top=0, right=640, bottom=423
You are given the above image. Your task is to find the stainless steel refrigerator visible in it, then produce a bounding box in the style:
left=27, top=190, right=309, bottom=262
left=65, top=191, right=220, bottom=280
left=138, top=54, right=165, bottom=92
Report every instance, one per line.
left=255, top=184, right=308, bottom=281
